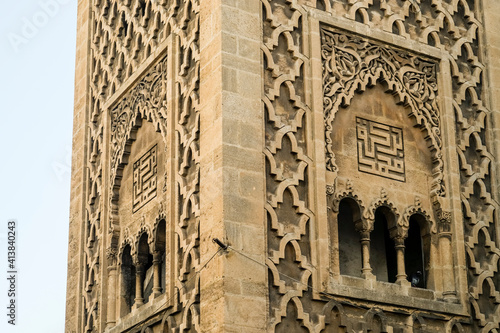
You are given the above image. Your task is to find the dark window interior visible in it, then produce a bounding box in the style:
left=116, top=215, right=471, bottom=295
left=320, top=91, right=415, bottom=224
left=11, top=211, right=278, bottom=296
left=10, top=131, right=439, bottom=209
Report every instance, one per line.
left=338, top=199, right=363, bottom=278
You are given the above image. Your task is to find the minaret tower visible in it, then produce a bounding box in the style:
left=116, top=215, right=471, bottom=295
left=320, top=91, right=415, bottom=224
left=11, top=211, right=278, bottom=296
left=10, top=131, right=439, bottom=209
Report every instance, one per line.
left=66, top=1, right=500, bottom=332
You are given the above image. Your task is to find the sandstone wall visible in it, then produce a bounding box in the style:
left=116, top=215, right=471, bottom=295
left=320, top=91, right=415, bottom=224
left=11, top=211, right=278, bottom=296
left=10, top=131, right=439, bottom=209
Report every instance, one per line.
left=66, top=1, right=500, bottom=332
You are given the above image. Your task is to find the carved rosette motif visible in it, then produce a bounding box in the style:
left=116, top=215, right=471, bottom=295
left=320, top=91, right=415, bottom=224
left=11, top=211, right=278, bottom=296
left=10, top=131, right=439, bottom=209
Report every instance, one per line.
left=321, top=29, right=445, bottom=197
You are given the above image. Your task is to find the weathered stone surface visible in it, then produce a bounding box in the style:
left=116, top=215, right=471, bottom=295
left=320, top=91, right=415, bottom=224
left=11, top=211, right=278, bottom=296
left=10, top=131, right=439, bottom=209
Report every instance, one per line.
left=66, top=0, right=500, bottom=332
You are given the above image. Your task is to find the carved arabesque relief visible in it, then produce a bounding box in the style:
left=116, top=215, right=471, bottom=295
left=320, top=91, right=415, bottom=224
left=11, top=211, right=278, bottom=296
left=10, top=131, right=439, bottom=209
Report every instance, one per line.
left=263, top=0, right=499, bottom=331
left=321, top=28, right=444, bottom=197
left=82, top=0, right=201, bottom=331
left=90, top=0, right=198, bottom=101
left=262, top=1, right=317, bottom=331
left=109, top=56, right=168, bottom=245
left=78, top=0, right=500, bottom=331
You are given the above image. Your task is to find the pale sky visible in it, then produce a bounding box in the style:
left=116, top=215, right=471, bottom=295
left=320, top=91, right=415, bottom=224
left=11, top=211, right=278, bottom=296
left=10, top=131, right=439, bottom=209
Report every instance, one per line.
left=0, top=1, right=77, bottom=332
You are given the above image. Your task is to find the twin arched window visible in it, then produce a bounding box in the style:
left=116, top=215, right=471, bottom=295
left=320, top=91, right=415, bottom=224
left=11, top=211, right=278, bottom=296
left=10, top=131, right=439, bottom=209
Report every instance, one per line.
left=337, top=198, right=429, bottom=288
left=120, top=219, right=167, bottom=316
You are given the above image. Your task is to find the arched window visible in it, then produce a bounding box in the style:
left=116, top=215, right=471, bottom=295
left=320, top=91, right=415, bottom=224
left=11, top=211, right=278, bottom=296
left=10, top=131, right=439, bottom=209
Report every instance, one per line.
left=338, top=198, right=363, bottom=278
left=120, top=245, right=135, bottom=316
left=138, top=233, right=154, bottom=304
left=369, top=314, right=384, bottom=333
left=412, top=318, right=424, bottom=333
left=371, top=207, right=397, bottom=283
left=154, top=219, right=167, bottom=297
left=327, top=306, right=346, bottom=333
left=405, top=214, right=429, bottom=288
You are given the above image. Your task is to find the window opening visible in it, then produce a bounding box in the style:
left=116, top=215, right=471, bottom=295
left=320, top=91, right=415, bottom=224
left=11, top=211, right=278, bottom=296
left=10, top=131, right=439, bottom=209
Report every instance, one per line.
left=138, top=233, right=154, bottom=304
left=371, top=208, right=397, bottom=283
left=120, top=245, right=135, bottom=316
left=338, top=199, right=363, bottom=278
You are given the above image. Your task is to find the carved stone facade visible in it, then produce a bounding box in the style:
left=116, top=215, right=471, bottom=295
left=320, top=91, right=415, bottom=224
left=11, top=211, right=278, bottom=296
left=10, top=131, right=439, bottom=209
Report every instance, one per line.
left=66, top=0, right=500, bottom=332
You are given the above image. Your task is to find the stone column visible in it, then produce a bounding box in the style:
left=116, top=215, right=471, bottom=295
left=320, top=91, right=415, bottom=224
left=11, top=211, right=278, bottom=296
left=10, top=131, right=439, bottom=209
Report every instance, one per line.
left=106, top=249, right=118, bottom=327
left=134, top=261, right=145, bottom=307
left=389, top=224, right=410, bottom=286
left=438, top=211, right=456, bottom=300
left=355, top=218, right=375, bottom=279
left=152, top=251, right=162, bottom=298
left=394, top=238, right=408, bottom=285
left=359, top=230, right=374, bottom=279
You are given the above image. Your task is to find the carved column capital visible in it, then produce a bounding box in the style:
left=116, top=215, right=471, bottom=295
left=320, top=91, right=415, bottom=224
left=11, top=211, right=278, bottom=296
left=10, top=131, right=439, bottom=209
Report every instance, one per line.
left=106, top=247, right=118, bottom=268
left=355, top=219, right=373, bottom=234
left=393, top=236, right=405, bottom=248
left=153, top=251, right=163, bottom=264
left=389, top=227, right=408, bottom=242
left=133, top=258, right=146, bottom=274
left=437, top=210, right=452, bottom=236
left=326, top=185, right=335, bottom=196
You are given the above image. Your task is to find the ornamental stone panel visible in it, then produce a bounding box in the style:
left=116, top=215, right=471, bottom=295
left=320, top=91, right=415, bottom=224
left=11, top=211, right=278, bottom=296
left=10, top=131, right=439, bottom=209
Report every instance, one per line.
left=66, top=1, right=500, bottom=332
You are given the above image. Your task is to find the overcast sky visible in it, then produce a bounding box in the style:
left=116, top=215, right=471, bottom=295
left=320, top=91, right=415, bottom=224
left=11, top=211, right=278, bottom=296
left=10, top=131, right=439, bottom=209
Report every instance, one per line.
left=0, top=1, right=77, bottom=332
